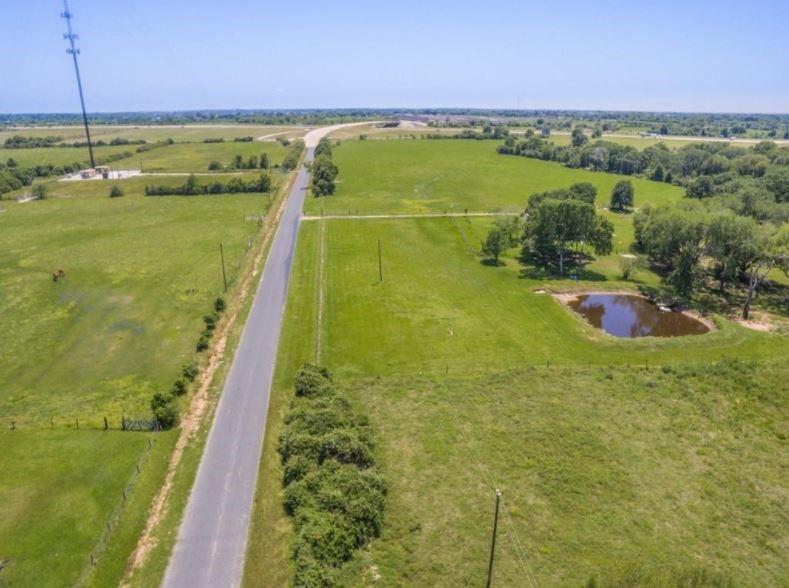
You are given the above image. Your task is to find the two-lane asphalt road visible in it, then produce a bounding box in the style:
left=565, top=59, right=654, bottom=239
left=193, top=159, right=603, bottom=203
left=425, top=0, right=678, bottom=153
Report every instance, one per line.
left=161, top=150, right=312, bottom=588
left=162, top=122, right=373, bottom=588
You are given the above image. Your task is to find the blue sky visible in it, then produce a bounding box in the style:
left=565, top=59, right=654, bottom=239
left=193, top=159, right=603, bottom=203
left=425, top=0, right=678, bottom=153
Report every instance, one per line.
left=3, top=0, right=788, bottom=113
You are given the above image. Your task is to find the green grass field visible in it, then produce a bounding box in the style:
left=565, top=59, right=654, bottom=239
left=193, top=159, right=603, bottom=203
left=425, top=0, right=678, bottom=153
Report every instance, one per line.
left=110, top=141, right=290, bottom=173
left=245, top=138, right=788, bottom=587
left=0, top=187, right=268, bottom=423
left=0, top=131, right=288, bottom=587
left=0, top=144, right=139, bottom=168
left=0, top=429, right=172, bottom=587
left=304, top=139, right=684, bottom=215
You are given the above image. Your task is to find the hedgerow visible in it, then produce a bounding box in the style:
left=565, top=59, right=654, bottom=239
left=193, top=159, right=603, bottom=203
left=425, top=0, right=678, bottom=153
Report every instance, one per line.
left=279, top=364, right=386, bottom=587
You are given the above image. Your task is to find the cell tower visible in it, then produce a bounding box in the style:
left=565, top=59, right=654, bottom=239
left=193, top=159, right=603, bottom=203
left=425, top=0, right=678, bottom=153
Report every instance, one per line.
left=61, top=0, right=95, bottom=168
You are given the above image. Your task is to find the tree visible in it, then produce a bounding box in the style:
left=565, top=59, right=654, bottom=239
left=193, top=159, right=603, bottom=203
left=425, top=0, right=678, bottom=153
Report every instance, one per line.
left=232, top=154, right=244, bottom=169
left=32, top=184, right=47, bottom=200
left=610, top=180, right=634, bottom=211
left=686, top=175, right=714, bottom=199
left=659, top=124, right=669, bottom=135
left=650, top=165, right=665, bottom=182
left=109, top=185, right=124, bottom=198
left=311, top=155, right=339, bottom=196
left=764, top=167, right=789, bottom=203
left=740, top=224, right=789, bottom=319
left=208, top=160, right=222, bottom=171
left=568, top=182, right=597, bottom=204
left=637, top=203, right=708, bottom=297
left=524, top=198, right=609, bottom=275
left=260, top=153, right=269, bottom=169
left=571, top=128, right=588, bottom=147
left=247, top=155, right=259, bottom=169
left=706, top=213, right=759, bottom=291
left=480, top=227, right=507, bottom=263
left=314, top=138, right=332, bottom=159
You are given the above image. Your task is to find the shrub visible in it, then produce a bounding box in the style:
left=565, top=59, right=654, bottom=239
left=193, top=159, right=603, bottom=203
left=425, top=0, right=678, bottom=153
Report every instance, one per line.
left=214, top=296, right=226, bottom=312
left=171, top=378, right=187, bottom=396
left=182, top=363, right=199, bottom=381
left=203, top=312, right=219, bottom=331
left=294, top=364, right=333, bottom=397
left=151, top=391, right=178, bottom=429
left=279, top=364, right=386, bottom=585
left=109, top=185, right=124, bottom=198
left=208, top=160, right=223, bottom=171
left=196, top=334, right=210, bottom=352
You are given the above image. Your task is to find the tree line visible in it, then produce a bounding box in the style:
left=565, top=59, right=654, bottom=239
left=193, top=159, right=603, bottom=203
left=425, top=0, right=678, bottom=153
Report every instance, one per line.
left=311, top=138, right=339, bottom=196
left=208, top=152, right=270, bottom=171
left=499, top=135, right=789, bottom=224
left=144, top=173, right=272, bottom=196
left=3, top=135, right=149, bottom=149
left=634, top=202, right=787, bottom=318
left=278, top=364, right=386, bottom=587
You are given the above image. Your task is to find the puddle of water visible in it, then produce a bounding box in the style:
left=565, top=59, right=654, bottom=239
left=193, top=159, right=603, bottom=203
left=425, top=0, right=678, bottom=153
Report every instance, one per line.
left=567, top=294, right=709, bottom=338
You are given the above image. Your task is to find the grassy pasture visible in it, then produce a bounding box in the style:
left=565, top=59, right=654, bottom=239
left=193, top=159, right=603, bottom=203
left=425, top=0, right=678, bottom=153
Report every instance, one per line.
left=338, top=363, right=788, bottom=586
left=0, top=189, right=269, bottom=423
left=0, top=144, right=138, bottom=168
left=0, top=429, right=170, bottom=587
left=244, top=214, right=788, bottom=586
left=0, top=125, right=305, bottom=144
left=305, top=139, right=684, bottom=215
left=110, top=141, right=290, bottom=173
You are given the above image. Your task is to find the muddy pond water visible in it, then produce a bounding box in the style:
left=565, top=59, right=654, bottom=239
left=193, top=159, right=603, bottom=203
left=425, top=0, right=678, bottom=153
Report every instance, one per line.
left=567, top=294, right=710, bottom=338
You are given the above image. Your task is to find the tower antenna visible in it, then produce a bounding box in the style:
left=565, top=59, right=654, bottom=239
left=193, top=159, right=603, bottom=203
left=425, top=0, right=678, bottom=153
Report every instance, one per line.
left=61, top=0, right=95, bottom=168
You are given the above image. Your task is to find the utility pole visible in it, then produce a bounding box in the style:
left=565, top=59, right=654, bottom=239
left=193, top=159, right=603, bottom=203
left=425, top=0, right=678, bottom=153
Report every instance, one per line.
left=219, top=242, right=228, bottom=292
left=485, top=489, right=502, bottom=588
left=61, top=0, right=95, bottom=168
left=377, top=239, right=383, bottom=282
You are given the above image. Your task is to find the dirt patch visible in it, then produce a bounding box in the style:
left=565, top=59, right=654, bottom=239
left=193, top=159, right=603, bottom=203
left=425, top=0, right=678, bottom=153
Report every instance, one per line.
left=121, top=164, right=298, bottom=584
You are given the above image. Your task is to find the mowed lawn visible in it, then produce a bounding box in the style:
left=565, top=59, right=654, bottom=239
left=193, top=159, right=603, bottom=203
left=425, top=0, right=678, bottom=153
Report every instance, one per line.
left=303, top=139, right=685, bottom=215
left=0, top=187, right=268, bottom=423
left=0, top=429, right=173, bottom=587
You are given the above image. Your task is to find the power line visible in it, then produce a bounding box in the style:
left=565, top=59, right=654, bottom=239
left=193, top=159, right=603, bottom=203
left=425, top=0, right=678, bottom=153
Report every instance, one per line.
left=61, top=0, right=95, bottom=168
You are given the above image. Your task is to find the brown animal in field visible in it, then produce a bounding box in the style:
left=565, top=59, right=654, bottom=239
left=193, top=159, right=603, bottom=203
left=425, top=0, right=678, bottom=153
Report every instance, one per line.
left=52, top=269, right=65, bottom=282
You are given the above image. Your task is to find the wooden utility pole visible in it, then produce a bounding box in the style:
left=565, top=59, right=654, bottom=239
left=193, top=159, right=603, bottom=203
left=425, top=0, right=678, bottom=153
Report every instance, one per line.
left=220, top=242, right=228, bottom=292
left=486, top=489, right=502, bottom=588
left=377, top=239, right=383, bottom=282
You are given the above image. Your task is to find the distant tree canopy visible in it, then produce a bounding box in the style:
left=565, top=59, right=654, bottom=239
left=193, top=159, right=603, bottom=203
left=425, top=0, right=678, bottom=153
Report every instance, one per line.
left=499, top=137, right=789, bottom=225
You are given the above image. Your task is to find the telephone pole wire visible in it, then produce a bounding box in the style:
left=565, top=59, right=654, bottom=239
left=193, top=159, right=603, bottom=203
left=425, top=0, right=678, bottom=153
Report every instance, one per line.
left=61, top=0, right=95, bottom=168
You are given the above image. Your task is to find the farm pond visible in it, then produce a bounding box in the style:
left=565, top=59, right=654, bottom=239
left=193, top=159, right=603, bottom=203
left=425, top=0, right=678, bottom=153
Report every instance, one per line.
left=566, top=293, right=710, bottom=338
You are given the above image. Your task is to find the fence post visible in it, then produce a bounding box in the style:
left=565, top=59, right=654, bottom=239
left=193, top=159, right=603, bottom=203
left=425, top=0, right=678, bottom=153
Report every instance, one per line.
left=76, top=418, right=79, bottom=430
left=121, top=415, right=126, bottom=431
left=10, top=420, right=15, bottom=431
left=103, top=416, right=108, bottom=431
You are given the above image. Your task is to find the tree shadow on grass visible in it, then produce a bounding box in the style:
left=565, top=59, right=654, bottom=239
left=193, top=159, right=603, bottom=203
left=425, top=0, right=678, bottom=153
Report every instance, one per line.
left=517, top=250, right=608, bottom=282
left=480, top=258, right=505, bottom=267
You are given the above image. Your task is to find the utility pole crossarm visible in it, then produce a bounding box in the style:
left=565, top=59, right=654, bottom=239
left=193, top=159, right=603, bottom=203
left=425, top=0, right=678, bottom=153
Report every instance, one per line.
left=61, top=0, right=95, bottom=168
